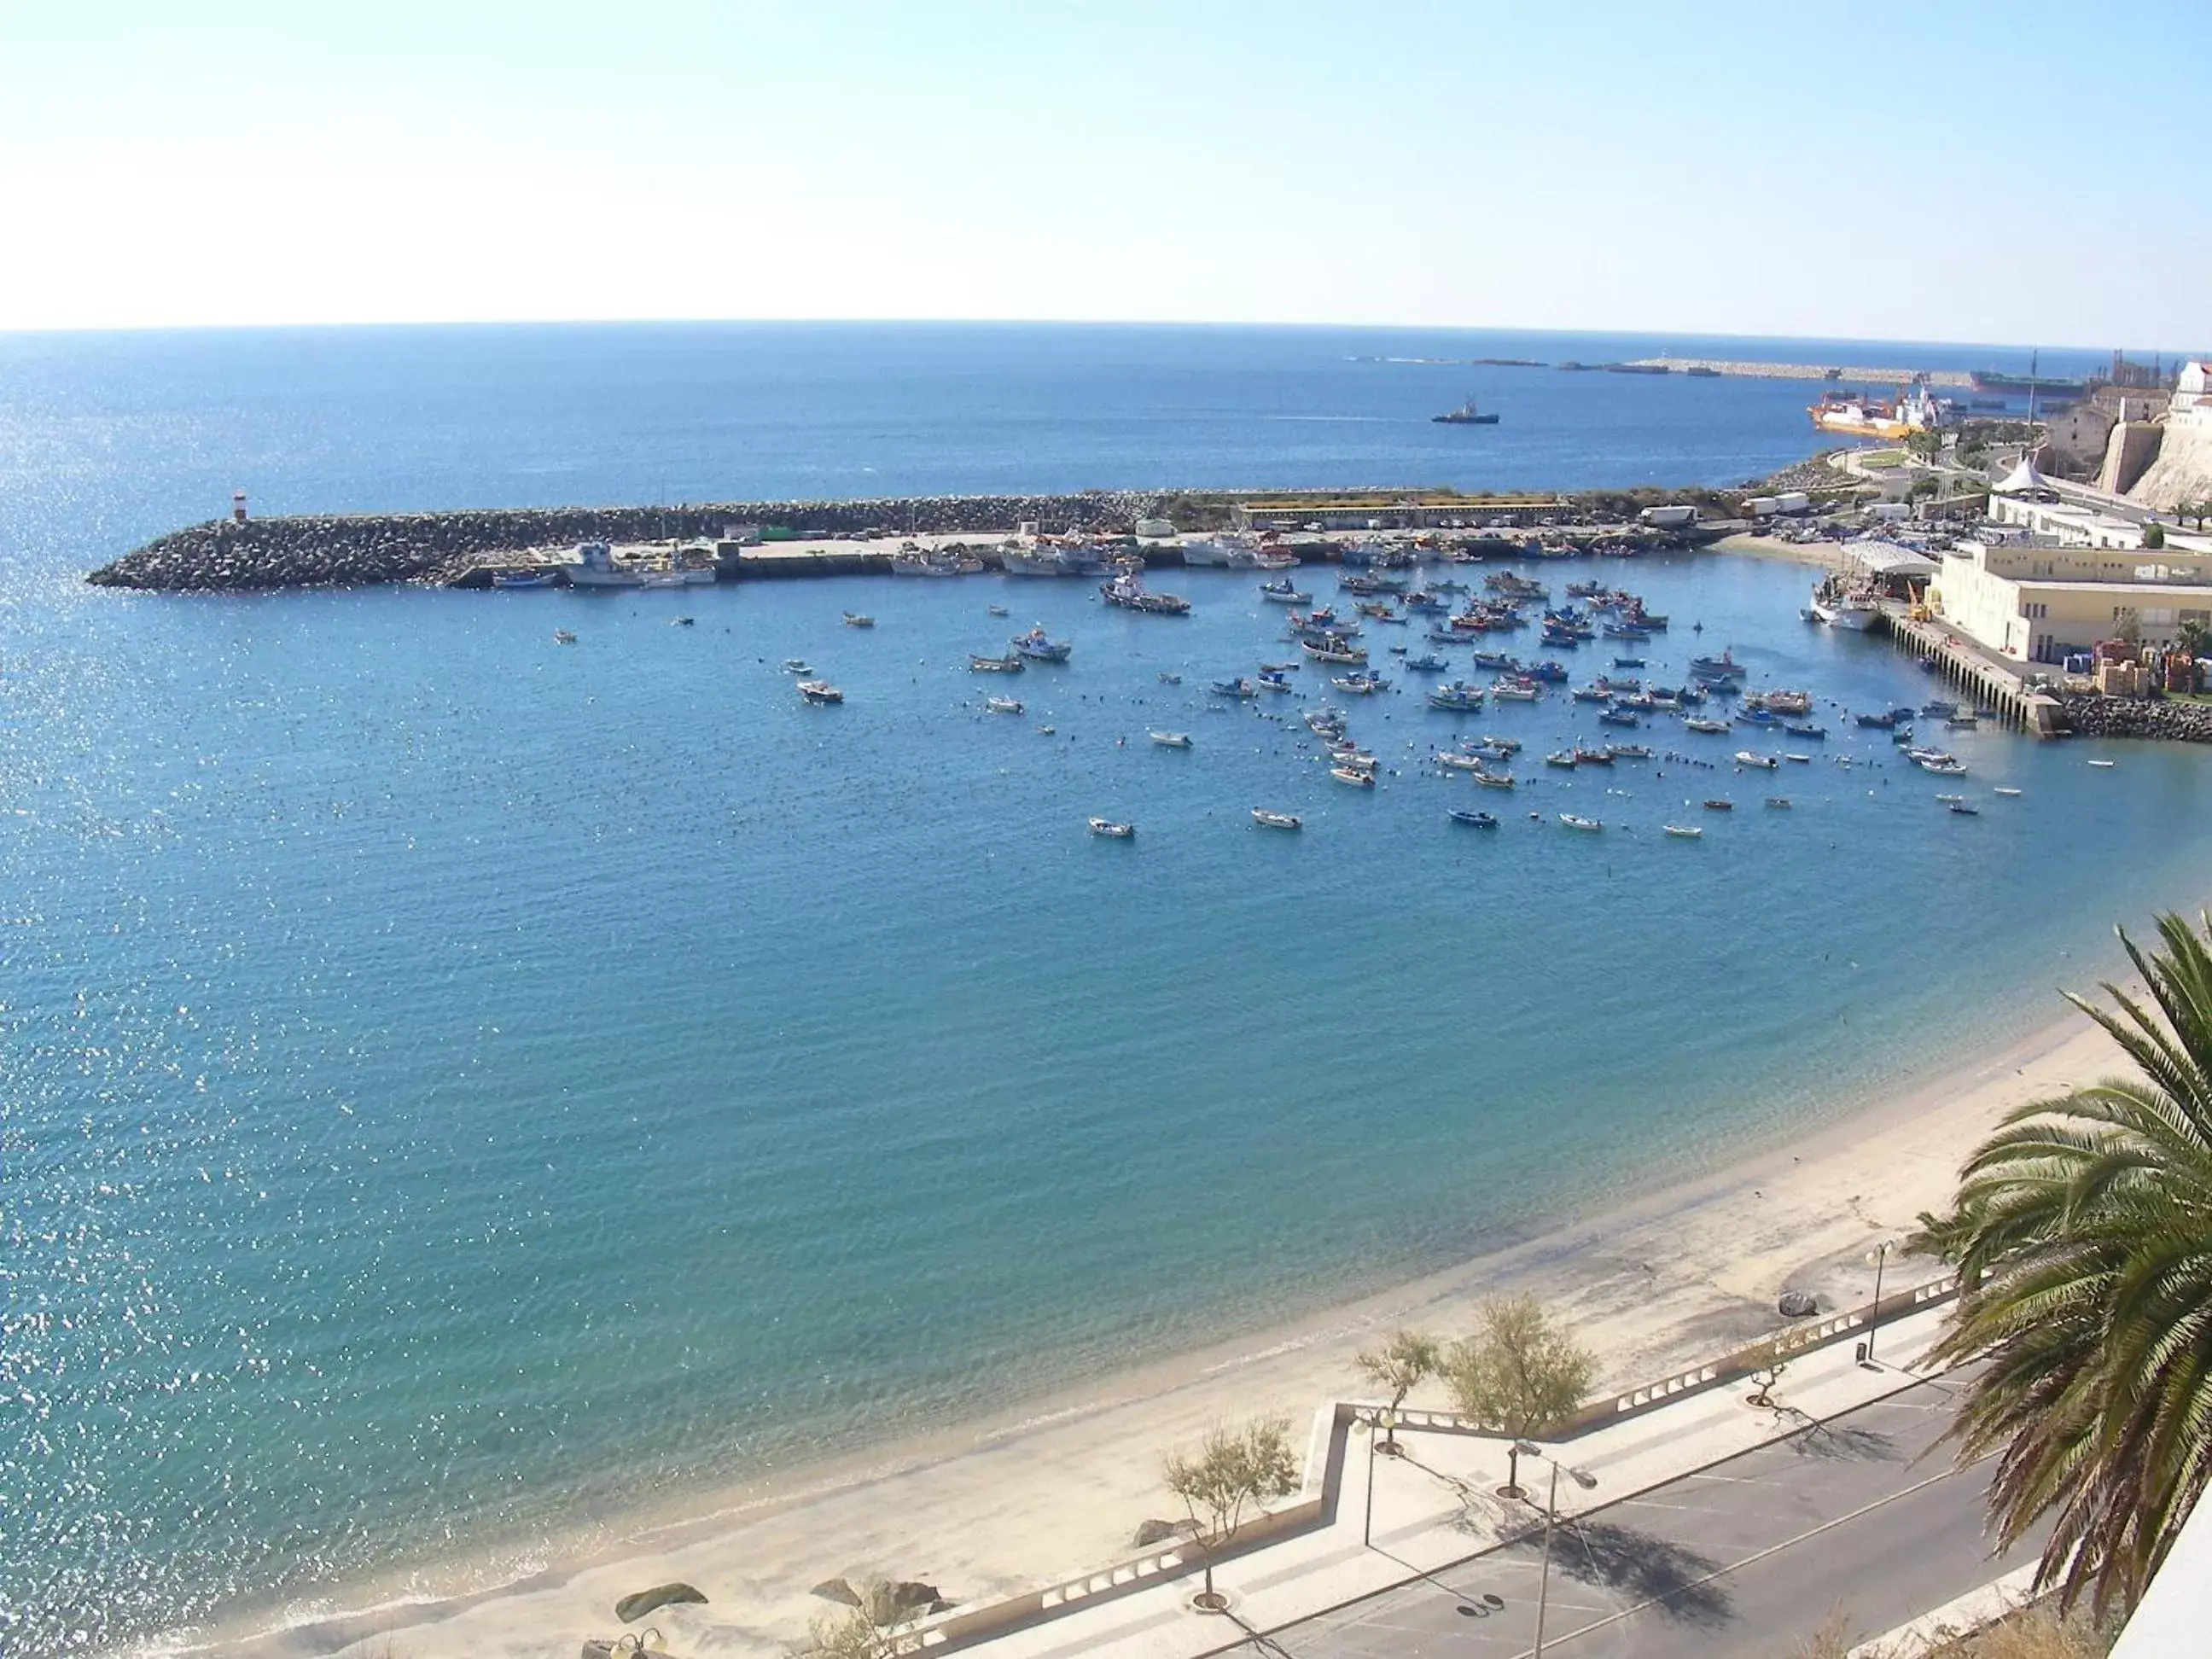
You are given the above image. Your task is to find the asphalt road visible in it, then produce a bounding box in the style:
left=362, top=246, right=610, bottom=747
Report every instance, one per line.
left=1263, top=1372, right=2046, bottom=1659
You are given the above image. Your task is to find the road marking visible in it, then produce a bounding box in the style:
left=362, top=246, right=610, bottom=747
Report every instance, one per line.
left=1498, top=1453, right=1996, bottom=1659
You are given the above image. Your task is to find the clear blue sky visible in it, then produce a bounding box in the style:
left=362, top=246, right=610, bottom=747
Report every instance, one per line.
left=2, top=1, right=2203, bottom=346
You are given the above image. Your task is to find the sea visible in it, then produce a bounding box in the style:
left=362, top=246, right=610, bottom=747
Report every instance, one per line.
left=3, top=323, right=2202, bottom=1653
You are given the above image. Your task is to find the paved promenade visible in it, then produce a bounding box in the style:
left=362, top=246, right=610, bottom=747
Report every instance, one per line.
left=946, top=1302, right=2015, bottom=1659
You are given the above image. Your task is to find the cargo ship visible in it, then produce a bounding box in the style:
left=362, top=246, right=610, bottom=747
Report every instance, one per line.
left=1970, top=368, right=2086, bottom=396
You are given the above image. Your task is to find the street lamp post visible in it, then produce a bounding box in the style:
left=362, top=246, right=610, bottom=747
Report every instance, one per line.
left=1866, top=1240, right=1894, bottom=1362
left=1513, top=1441, right=1597, bottom=1659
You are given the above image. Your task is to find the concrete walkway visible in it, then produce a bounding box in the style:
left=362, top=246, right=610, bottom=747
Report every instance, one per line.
left=937, top=1305, right=1982, bottom=1659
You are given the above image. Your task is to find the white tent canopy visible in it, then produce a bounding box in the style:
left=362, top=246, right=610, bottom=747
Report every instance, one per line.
left=1994, top=454, right=2050, bottom=495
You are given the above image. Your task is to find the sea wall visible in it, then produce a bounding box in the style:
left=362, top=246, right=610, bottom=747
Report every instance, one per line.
left=88, top=493, right=1167, bottom=592
left=2060, top=696, right=2212, bottom=742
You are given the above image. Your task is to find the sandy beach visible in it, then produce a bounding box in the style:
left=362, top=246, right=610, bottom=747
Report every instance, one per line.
left=1709, top=530, right=1849, bottom=570
left=201, top=995, right=2128, bottom=1659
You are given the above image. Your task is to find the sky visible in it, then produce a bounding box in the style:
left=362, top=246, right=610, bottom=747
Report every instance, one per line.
left=0, top=0, right=2204, bottom=346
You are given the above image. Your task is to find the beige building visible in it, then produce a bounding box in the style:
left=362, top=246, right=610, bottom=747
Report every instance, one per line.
left=1928, top=458, right=2212, bottom=661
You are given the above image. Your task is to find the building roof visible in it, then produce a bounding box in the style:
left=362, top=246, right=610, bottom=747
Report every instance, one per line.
left=1848, top=541, right=1940, bottom=577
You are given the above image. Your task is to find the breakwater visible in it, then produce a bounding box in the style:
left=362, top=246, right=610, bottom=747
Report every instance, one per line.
left=1628, top=358, right=1974, bottom=387
left=2058, top=696, right=2212, bottom=742
left=87, top=493, right=1169, bottom=592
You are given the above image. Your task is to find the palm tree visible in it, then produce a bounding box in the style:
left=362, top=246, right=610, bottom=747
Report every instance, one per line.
left=1913, top=911, right=2212, bottom=1618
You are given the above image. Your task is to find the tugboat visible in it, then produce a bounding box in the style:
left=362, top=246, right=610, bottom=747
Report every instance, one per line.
left=1431, top=395, right=1501, bottom=426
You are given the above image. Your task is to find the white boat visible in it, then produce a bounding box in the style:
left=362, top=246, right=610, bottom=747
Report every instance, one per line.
left=1435, top=750, right=1490, bottom=771
left=1993, top=786, right=2023, bottom=797
left=1330, top=765, right=1377, bottom=788
left=782, top=658, right=813, bottom=674
left=988, top=604, right=1010, bottom=617
left=1260, top=579, right=1312, bottom=603
left=796, top=679, right=843, bottom=705
left=969, top=652, right=1025, bottom=673
left=1810, top=581, right=1883, bottom=631
left=2087, top=760, right=2116, bottom=769
left=986, top=696, right=1024, bottom=714
left=552, top=628, right=577, bottom=644
left=1250, top=809, right=1303, bottom=830
left=1734, top=750, right=1779, bottom=769
left=1490, top=681, right=1540, bottom=701
left=1302, top=640, right=1367, bottom=665
left=562, top=541, right=643, bottom=587
left=1149, top=731, right=1193, bottom=748
left=1087, top=818, right=1136, bottom=838
left=1558, top=813, right=1603, bottom=831
left=842, top=612, right=875, bottom=628
left=1662, top=824, right=1703, bottom=838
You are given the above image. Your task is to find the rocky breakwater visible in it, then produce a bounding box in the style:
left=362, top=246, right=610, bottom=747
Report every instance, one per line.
left=2060, top=696, right=2212, bottom=743
left=87, top=492, right=1166, bottom=592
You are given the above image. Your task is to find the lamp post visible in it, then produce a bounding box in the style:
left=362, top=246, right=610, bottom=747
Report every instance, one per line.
left=1865, top=1240, right=1894, bottom=1362
left=1513, top=1441, right=1597, bottom=1659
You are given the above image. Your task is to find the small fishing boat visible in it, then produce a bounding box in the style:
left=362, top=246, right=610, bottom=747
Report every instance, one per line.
left=1613, top=655, right=1646, bottom=668
left=1920, top=700, right=1959, bottom=718
left=1994, top=786, right=2023, bottom=797
left=1250, top=809, right=1302, bottom=830
left=1918, top=756, right=1970, bottom=777
left=2087, top=760, right=2116, bottom=768
left=796, top=679, right=843, bottom=705
left=552, top=629, right=577, bottom=644
left=1688, top=649, right=1748, bottom=682
left=1558, top=813, right=1603, bottom=832
left=1491, top=680, right=1540, bottom=701
left=1087, top=818, right=1136, bottom=838
left=1405, top=654, right=1450, bottom=672
left=987, top=604, right=1011, bottom=616
left=986, top=696, right=1025, bottom=714
left=1332, top=672, right=1389, bottom=695
left=969, top=652, right=1025, bottom=673
left=1765, top=797, right=1791, bottom=809
left=843, top=612, right=876, bottom=627
left=1949, top=802, right=1981, bottom=816
left=1573, top=745, right=1615, bottom=766
left=1210, top=676, right=1258, bottom=698
left=1012, top=626, right=1073, bottom=663
left=1934, top=794, right=1966, bottom=804
left=492, top=569, right=557, bottom=589
left=783, top=658, right=814, bottom=674
left=1610, top=743, right=1654, bottom=760
left=1330, top=765, right=1377, bottom=788
left=1479, top=735, right=1522, bottom=755
left=1545, top=751, right=1579, bottom=769
left=1598, top=709, right=1640, bottom=729
left=1149, top=731, right=1193, bottom=748
left=1785, top=723, right=1826, bottom=740
left=1435, top=749, right=1490, bottom=771
left=1703, top=798, right=1733, bottom=811
left=1157, top=671, right=1183, bottom=685
left=1662, top=824, right=1703, bottom=839
left=670, top=616, right=695, bottom=626
left=1260, top=660, right=1301, bottom=673
left=1473, top=771, right=1516, bottom=790
left=1684, top=718, right=1730, bottom=735
left=1302, top=638, right=1368, bottom=666
left=1260, top=579, right=1312, bottom=603
left=1256, top=669, right=1296, bottom=693
left=1784, top=753, right=1812, bottom=764
left=1735, top=751, right=1779, bottom=770
left=1449, top=809, right=1500, bottom=829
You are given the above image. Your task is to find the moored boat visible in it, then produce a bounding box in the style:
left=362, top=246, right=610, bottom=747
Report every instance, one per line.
left=796, top=679, right=843, bottom=704
left=843, top=611, right=876, bottom=627
left=1662, top=824, right=1703, bottom=838
left=1330, top=765, right=1377, bottom=788
left=1210, top=676, right=1259, bottom=698
left=1087, top=817, right=1136, bottom=837
left=1449, top=808, right=1500, bottom=828
left=1149, top=730, right=1193, bottom=748
left=1250, top=808, right=1303, bottom=830
left=783, top=657, right=814, bottom=674
left=1012, top=626, right=1073, bottom=662
left=985, top=696, right=1025, bottom=714
left=969, top=652, right=1025, bottom=672
left=1558, top=813, right=1603, bottom=831
left=1735, top=750, right=1779, bottom=769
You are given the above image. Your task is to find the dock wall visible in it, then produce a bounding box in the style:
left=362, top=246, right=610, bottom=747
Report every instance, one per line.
left=1877, top=607, right=2063, bottom=736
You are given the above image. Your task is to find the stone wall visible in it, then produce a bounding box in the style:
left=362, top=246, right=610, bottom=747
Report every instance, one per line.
left=2128, top=422, right=2212, bottom=512
left=2098, top=421, right=2164, bottom=496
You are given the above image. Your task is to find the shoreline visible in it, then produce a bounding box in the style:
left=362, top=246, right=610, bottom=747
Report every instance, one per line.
left=189, top=995, right=2126, bottom=1659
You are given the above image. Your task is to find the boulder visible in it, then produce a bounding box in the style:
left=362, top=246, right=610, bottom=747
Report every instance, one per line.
left=614, top=1582, right=707, bottom=1623
left=810, top=1578, right=862, bottom=1608
left=1133, top=1517, right=1199, bottom=1546
left=1777, top=1290, right=1819, bottom=1318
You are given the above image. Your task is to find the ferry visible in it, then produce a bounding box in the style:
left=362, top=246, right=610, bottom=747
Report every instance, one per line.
left=1807, top=380, right=1942, bottom=440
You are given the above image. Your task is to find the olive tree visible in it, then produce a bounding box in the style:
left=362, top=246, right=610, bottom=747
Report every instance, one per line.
left=1161, top=1417, right=1300, bottom=1607
left=1354, top=1330, right=1441, bottom=1453
left=1745, top=1336, right=1792, bottom=1409
left=1444, top=1295, right=1598, bottom=1498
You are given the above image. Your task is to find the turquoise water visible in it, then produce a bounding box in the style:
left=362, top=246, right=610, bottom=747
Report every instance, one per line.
left=2, top=324, right=2202, bottom=1651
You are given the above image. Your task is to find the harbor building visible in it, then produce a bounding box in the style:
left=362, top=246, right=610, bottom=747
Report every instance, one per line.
left=1924, top=457, right=2212, bottom=662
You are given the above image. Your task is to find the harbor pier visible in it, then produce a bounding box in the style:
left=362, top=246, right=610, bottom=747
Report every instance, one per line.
left=1877, top=605, right=2064, bottom=736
